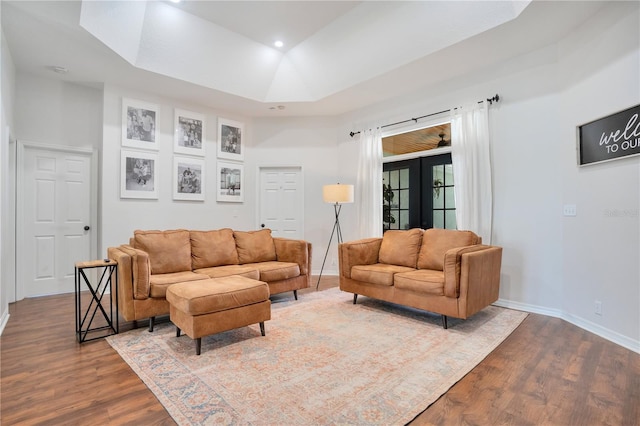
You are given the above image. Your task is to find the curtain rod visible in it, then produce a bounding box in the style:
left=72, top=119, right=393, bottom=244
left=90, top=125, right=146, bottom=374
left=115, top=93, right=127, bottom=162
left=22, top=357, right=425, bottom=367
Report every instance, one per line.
left=348, top=94, right=500, bottom=138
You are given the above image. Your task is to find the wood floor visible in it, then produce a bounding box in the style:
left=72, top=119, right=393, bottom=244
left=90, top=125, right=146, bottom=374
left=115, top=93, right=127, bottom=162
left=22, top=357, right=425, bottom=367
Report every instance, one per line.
left=2, top=276, right=639, bottom=425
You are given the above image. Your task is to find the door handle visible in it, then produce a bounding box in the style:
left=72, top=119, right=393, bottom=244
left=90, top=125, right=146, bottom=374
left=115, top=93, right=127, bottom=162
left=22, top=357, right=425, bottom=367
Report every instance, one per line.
left=84, top=225, right=90, bottom=231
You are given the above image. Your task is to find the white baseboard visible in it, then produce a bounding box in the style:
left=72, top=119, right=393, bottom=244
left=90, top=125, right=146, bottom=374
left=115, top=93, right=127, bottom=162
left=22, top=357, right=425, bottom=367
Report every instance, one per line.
left=495, top=298, right=640, bottom=354
left=0, top=309, right=9, bottom=336
left=494, top=298, right=563, bottom=318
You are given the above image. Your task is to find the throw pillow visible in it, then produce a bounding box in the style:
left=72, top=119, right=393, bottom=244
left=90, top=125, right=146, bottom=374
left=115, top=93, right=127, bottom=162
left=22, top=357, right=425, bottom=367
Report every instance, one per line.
left=190, top=229, right=239, bottom=269
left=378, top=228, right=423, bottom=268
left=417, top=228, right=480, bottom=270
left=133, top=229, right=192, bottom=274
left=234, top=229, right=277, bottom=264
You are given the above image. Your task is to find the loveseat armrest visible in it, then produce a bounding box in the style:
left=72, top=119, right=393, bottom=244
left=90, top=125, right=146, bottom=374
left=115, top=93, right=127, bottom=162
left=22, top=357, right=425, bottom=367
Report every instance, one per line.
left=338, top=238, right=382, bottom=279
left=451, top=245, right=502, bottom=317
left=443, top=245, right=494, bottom=298
left=273, top=238, right=312, bottom=277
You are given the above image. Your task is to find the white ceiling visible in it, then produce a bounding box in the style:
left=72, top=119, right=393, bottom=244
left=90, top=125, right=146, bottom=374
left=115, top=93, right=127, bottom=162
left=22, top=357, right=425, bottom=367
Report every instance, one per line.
left=2, top=0, right=607, bottom=117
left=177, top=1, right=363, bottom=51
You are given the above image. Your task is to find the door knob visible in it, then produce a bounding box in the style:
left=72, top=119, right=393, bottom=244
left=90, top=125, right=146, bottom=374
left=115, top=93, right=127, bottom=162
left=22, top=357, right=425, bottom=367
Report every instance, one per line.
left=84, top=225, right=90, bottom=231
left=261, top=224, right=265, bottom=228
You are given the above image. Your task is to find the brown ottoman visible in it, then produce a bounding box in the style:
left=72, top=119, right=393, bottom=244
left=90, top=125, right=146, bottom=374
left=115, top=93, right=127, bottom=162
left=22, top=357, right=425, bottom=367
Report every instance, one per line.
left=166, top=276, right=271, bottom=355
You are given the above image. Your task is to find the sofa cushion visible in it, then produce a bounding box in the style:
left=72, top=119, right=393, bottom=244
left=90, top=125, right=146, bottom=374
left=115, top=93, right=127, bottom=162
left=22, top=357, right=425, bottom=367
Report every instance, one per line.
left=417, top=228, right=481, bottom=271
left=194, top=265, right=260, bottom=280
left=351, top=263, right=415, bottom=286
left=149, top=271, right=210, bottom=298
left=134, top=229, right=192, bottom=274
left=378, top=228, right=423, bottom=268
left=190, top=229, right=239, bottom=269
left=245, top=261, right=300, bottom=282
left=394, top=270, right=445, bottom=296
left=234, top=229, right=277, bottom=264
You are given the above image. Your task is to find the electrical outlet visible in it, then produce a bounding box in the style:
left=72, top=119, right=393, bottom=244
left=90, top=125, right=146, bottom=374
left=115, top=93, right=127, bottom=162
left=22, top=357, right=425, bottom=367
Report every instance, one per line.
left=595, top=300, right=602, bottom=316
left=563, top=204, right=577, bottom=217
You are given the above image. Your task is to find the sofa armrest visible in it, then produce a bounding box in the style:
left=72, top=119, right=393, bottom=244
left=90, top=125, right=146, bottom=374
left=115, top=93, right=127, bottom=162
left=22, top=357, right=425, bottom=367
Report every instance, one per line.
left=107, top=246, right=133, bottom=321
left=273, top=238, right=312, bottom=276
left=110, top=244, right=151, bottom=300
left=338, top=238, right=382, bottom=279
left=454, top=245, right=502, bottom=317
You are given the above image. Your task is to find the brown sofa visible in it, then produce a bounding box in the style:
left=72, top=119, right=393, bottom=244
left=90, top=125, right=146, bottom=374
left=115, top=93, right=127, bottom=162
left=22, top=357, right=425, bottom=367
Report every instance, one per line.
left=107, top=228, right=311, bottom=329
left=339, top=228, right=502, bottom=328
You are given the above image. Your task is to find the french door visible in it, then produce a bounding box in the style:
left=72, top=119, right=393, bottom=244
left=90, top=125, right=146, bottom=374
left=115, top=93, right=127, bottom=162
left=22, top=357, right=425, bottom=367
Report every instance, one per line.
left=382, top=153, right=456, bottom=232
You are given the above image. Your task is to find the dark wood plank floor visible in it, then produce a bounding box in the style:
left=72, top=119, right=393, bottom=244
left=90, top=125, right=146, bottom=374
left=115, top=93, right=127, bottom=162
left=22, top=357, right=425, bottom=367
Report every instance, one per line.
left=2, top=276, right=638, bottom=425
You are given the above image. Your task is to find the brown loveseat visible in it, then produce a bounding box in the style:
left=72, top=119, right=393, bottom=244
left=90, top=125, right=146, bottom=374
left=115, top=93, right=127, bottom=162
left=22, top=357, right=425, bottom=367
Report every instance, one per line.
left=108, top=228, right=311, bottom=329
left=339, top=228, right=502, bottom=328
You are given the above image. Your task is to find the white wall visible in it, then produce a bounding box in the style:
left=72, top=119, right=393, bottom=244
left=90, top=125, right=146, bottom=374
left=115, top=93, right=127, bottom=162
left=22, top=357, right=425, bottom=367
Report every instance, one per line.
left=100, top=84, right=256, bottom=255
left=14, top=74, right=102, bottom=149
left=335, top=2, right=639, bottom=351
left=557, top=4, right=639, bottom=346
left=0, top=20, right=16, bottom=333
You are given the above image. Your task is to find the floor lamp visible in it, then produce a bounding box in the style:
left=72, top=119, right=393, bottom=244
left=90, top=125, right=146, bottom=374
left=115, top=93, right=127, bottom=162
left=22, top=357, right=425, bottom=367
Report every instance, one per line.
left=317, top=183, right=354, bottom=290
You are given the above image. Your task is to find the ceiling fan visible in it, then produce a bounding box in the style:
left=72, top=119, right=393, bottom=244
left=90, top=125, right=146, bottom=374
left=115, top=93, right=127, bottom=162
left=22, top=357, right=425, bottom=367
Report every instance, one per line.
left=437, top=133, right=450, bottom=147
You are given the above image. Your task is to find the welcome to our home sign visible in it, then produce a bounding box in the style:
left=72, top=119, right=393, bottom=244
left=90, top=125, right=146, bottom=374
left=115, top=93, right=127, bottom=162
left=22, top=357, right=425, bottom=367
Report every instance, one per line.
left=577, top=104, right=640, bottom=166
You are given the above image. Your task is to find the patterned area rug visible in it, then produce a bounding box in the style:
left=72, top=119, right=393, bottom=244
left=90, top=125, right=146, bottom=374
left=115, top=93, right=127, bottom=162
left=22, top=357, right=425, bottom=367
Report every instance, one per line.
left=107, top=287, right=527, bottom=425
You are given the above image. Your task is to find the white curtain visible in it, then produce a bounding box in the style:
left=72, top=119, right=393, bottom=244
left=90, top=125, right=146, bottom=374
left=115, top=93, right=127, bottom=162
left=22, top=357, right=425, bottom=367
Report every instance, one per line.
left=450, top=102, right=493, bottom=244
left=356, top=127, right=383, bottom=239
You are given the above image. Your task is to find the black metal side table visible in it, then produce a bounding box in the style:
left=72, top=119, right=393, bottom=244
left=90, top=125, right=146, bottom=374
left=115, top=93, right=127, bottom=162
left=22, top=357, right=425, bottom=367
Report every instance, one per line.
left=75, top=259, right=119, bottom=343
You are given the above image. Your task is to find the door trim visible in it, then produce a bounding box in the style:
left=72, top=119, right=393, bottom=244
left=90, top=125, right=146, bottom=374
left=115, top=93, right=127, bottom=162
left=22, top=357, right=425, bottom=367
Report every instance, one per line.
left=256, top=165, right=304, bottom=238
left=16, top=141, right=98, bottom=300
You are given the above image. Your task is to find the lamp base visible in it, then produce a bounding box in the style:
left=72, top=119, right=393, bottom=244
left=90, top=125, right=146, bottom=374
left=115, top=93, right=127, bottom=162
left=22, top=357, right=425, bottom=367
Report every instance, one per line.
left=316, top=204, right=343, bottom=290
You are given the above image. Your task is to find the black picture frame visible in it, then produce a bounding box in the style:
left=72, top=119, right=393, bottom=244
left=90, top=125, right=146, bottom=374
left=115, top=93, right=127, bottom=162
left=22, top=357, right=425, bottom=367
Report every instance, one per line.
left=577, top=104, right=640, bottom=166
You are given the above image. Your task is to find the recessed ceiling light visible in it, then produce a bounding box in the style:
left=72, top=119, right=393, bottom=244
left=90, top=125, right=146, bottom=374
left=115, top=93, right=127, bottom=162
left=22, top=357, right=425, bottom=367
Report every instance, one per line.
left=274, top=40, right=284, bottom=48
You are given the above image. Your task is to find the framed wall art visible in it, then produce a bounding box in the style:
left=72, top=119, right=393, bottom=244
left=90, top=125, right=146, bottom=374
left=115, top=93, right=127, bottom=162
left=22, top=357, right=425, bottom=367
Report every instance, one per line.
left=217, top=161, right=244, bottom=202
left=217, top=118, right=244, bottom=161
left=577, top=103, right=640, bottom=166
left=173, top=156, right=205, bottom=201
left=120, top=149, right=158, bottom=199
left=174, top=109, right=205, bottom=156
left=122, top=98, right=159, bottom=150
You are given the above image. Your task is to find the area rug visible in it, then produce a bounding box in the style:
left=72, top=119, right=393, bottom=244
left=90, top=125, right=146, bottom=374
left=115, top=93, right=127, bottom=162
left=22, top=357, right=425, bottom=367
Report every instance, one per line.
left=107, top=287, right=527, bottom=425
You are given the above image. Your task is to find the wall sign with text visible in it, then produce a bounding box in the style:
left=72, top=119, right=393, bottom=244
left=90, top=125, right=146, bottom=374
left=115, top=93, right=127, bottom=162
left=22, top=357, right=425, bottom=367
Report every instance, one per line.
left=577, top=104, right=640, bottom=166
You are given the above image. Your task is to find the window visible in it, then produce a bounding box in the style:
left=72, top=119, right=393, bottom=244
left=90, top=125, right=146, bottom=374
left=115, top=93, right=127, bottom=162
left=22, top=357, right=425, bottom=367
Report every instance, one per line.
left=382, top=123, right=456, bottom=233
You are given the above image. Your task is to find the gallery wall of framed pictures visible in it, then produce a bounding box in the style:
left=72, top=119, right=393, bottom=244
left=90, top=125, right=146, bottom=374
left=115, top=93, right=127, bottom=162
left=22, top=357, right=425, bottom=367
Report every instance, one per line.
left=119, top=97, right=246, bottom=203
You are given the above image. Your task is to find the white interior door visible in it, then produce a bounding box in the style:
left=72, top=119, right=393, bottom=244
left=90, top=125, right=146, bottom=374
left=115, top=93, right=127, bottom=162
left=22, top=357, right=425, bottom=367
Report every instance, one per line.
left=18, top=143, right=94, bottom=298
left=259, top=166, right=304, bottom=239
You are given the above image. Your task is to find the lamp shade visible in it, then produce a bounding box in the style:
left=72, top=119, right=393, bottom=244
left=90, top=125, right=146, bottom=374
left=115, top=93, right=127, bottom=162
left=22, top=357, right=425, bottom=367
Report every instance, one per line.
left=323, top=184, right=354, bottom=204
